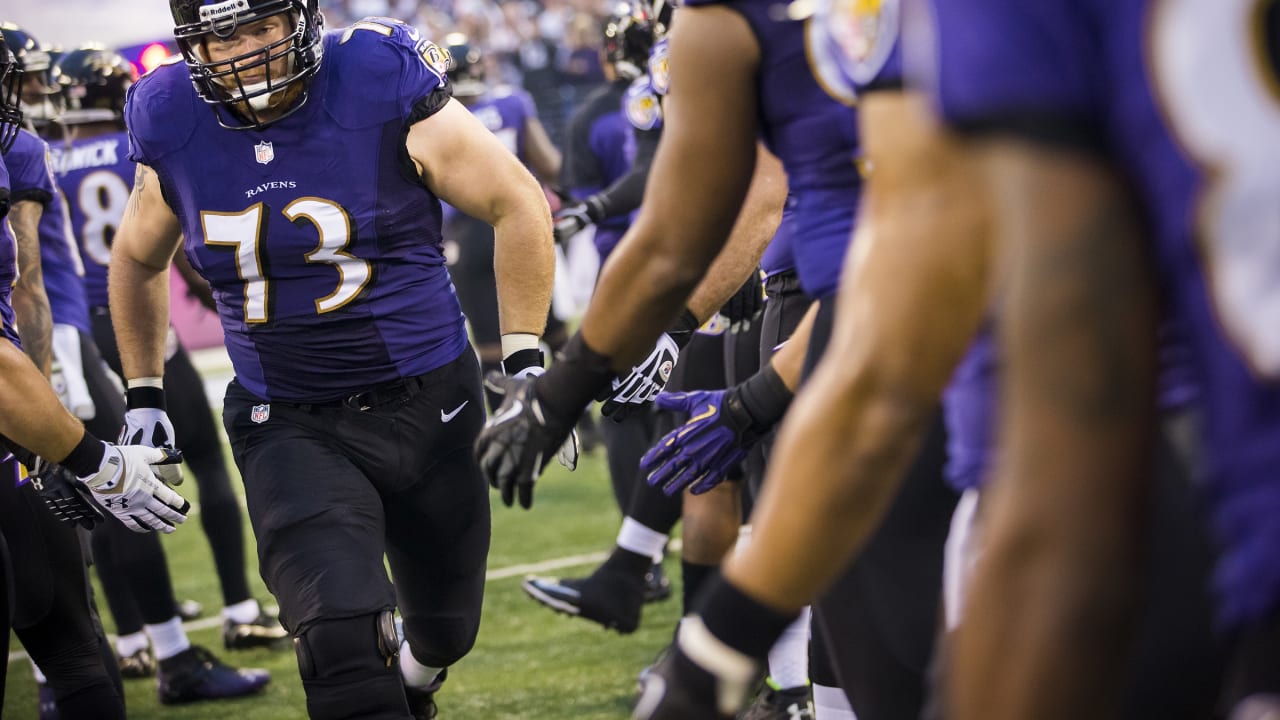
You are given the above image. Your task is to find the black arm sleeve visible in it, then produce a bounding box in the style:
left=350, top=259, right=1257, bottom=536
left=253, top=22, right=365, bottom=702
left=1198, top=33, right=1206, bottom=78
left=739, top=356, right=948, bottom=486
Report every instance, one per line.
left=584, top=125, right=660, bottom=221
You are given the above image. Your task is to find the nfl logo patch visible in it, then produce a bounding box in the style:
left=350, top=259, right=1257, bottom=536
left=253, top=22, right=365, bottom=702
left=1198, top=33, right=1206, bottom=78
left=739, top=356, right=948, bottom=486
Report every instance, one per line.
left=254, top=140, right=274, bottom=165
left=251, top=404, right=271, bottom=424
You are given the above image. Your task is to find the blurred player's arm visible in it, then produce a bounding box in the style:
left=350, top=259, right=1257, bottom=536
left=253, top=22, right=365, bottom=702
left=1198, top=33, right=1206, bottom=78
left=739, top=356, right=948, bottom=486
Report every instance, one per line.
left=109, top=164, right=184, bottom=380
left=410, top=98, right=554, bottom=339
left=524, top=115, right=563, bottom=184
left=0, top=338, right=86, bottom=459
left=725, top=90, right=990, bottom=611
left=684, top=145, right=785, bottom=324
left=171, top=240, right=217, bottom=313
left=949, top=138, right=1157, bottom=720
left=582, top=6, right=762, bottom=369
left=9, top=198, right=53, bottom=376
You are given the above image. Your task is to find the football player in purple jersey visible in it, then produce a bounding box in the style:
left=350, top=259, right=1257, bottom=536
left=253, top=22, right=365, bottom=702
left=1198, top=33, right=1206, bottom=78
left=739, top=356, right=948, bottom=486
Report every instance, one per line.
left=109, top=1, right=563, bottom=717
left=923, top=0, right=1280, bottom=718
left=0, top=32, right=191, bottom=718
left=48, top=45, right=286, bottom=700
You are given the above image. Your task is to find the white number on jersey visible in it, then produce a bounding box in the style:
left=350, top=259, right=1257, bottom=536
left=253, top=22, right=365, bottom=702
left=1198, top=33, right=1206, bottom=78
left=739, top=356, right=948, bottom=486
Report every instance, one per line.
left=201, top=199, right=372, bottom=324
left=1150, top=0, right=1280, bottom=375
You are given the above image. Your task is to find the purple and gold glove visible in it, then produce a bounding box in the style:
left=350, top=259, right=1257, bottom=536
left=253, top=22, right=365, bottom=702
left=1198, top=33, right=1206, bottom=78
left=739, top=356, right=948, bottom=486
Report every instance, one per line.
left=640, top=365, right=794, bottom=496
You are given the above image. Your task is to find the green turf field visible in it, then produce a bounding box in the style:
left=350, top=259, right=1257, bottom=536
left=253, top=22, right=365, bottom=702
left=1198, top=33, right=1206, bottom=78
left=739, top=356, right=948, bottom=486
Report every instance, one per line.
left=4, top=449, right=685, bottom=719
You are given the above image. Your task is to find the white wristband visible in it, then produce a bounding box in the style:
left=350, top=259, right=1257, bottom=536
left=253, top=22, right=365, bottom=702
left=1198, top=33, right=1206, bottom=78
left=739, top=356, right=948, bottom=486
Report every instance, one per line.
left=126, top=376, right=164, bottom=390
left=500, top=333, right=540, bottom=360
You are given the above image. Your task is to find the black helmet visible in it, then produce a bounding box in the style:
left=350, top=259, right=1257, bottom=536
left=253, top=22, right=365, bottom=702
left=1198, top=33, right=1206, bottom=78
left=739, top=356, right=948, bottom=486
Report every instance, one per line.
left=52, top=46, right=138, bottom=125
left=170, top=0, right=325, bottom=130
left=602, top=3, right=654, bottom=81
left=0, top=23, right=58, bottom=126
left=0, top=31, right=22, bottom=154
left=444, top=33, right=485, bottom=98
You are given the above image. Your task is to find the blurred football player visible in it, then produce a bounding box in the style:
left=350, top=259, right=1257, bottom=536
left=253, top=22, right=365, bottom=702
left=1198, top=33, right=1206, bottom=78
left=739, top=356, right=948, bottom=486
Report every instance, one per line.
left=110, top=2, right=562, bottom=717
left=0, top=31, right=191, bottom=718
left=921, top=0, right=1280, bottom=718
left=47, top=45, right=282, bottom=701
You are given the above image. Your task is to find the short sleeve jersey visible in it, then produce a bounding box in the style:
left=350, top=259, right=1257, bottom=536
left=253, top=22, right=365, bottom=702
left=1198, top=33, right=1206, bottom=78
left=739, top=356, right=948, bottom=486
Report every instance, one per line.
left=126, top=18, right=467, bottom=402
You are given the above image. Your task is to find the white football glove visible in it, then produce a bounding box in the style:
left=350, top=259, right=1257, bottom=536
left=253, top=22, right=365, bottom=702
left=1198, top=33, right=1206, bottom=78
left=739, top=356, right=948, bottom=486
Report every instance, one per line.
left=79, top=444, right=190, bottom=534
left=120, top=408, right=184, bottom=486
left=600, top=333, right=680, bottom=420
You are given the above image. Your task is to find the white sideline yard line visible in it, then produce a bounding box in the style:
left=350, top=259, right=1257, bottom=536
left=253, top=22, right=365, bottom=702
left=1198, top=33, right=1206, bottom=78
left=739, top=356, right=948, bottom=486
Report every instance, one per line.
left=6, top=541, right=682, bottom=665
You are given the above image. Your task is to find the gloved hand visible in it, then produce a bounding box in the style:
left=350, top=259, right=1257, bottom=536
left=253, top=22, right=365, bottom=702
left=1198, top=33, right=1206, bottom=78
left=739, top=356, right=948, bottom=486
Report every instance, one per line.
left=641, top=366, right=794, bottom=495
left=28, top=456, right=106, bottom=530
left=79, top=444, right=190, bottom=533
left=120, top=384, right=184, bottom=486
left=633, top=617, right=760, bottom=720
left=553, top=202, right=595, bottom=245
left=476, top=372, right=580, bottom=508
left=598, top=333, right=680, bottom=421
left=720, top=270, right=764, bottom=329
left=511, top=366, right=579, bottom=472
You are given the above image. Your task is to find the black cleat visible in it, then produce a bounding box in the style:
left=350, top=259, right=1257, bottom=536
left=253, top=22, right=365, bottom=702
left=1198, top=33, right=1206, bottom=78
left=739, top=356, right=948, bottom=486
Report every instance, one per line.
left=738, top=684, right=814, bottom=720
left=118, top=647, right=157, bottom=679
left=405, top=668, right=447, bottom=720
left=156, top=645, right=270, bottom=705
left=223, top=611, right=290, bottom=650
left=643, top=562, right=671, bottom=604
left=522, top=568, right=645, bottom=634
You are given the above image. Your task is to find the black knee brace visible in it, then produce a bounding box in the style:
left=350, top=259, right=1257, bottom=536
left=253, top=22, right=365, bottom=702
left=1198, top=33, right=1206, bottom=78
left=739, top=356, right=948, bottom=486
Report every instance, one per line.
left=294, top=611, right=408, bottom=720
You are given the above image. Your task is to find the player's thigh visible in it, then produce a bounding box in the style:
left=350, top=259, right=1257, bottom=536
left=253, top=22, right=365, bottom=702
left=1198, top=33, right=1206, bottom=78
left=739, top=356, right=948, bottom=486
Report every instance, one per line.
left=223, top=382, right=394, bottom=631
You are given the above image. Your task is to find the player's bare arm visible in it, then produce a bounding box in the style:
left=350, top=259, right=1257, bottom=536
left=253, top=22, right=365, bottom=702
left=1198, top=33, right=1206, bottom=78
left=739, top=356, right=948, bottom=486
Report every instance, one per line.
left=683, top=144, right=786, bottom=324
left=9, top=198, right=53, bottom=375
left=109, top=162, right=184, bottom=381
left=172, top=239, right=217, bottom=312
left=0, top=339, right=86, bottom=459
left=524, top=115, right=563, bottom=184
left=950, top=140, right=1157, bottom=720
left=580, top=6, right=761, bottom=370
left=409, top=98, right=554, bottom=337
left=725, top=91, right=991, bottom=612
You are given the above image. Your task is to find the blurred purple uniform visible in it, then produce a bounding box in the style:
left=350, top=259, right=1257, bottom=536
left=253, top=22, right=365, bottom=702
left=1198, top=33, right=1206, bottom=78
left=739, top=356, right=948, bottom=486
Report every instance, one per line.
left=924, top=0, right=1280, bottom=630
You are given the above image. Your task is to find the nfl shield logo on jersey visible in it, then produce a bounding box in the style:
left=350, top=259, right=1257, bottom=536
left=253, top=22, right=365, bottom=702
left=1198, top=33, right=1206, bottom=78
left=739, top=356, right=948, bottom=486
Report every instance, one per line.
left=255, top=141, right=274, bottom=165
left=251, top=404, right=271, bottom=424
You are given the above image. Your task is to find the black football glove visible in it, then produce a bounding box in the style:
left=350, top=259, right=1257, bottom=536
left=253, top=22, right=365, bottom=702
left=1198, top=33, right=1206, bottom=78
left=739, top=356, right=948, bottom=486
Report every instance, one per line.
left=476, top=373, right=579, bottom=509
left=2, top=438, right=105, bottom=530
left=553, top=197, right=605, bottom=245
left=597, top=309, right=702, bottom=422
left=720, top=270, right=764, bottom=329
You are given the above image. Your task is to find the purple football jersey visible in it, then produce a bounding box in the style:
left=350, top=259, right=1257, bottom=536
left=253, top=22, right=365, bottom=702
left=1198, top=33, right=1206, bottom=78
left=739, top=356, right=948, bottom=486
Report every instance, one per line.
left=812, top=0, right=904, bottom=96
left=924, top=0, right=1280, bottom=630
left=52, top=130, right=134, bottom=310
left=684, top=0, right=862, bottom=299
left=563, top=80, right=634, bottom=260
left=126, top=20, right=468, bottom=402
left=467, top=86, right=536, bottom=163
left=0, top=153, right=16, bottom=347
left=6, top=130, right=90, bottom=334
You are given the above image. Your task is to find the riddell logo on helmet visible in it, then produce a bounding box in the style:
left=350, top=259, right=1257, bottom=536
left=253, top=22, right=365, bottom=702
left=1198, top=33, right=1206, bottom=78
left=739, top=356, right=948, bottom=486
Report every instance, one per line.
left=199, top=0, right=251, bottom=23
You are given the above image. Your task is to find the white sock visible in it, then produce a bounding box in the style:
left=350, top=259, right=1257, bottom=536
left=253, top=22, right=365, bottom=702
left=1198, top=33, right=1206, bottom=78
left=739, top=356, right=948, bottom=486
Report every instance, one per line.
left=31, top=660, right=46, bottom=684
left=814, top=683, right=857, bottom=720
left=767, top=606, right=811, bottom=689
left=116, top=631, right=150, bottom=658
left=616, top=517, right=668, bottom=564
left=399, top=640, right=443, bottom=689
left=222, top=598, right=262, bottom=624
left=144, top=617, right=191, bottom=661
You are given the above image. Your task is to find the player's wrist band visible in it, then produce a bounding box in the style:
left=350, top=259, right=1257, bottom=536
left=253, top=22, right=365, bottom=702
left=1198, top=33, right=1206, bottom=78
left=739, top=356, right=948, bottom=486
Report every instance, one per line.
left=697, top=573, right=800, bottom=660
left=60, top=430, right=107, bottom=478
left=125, top=384, right=167, bottom=411
left=537, top=332, right=615, bottom=422
left=667, top=308, right=701, bottom=349
left=736, top=365, right=793, bottom=431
